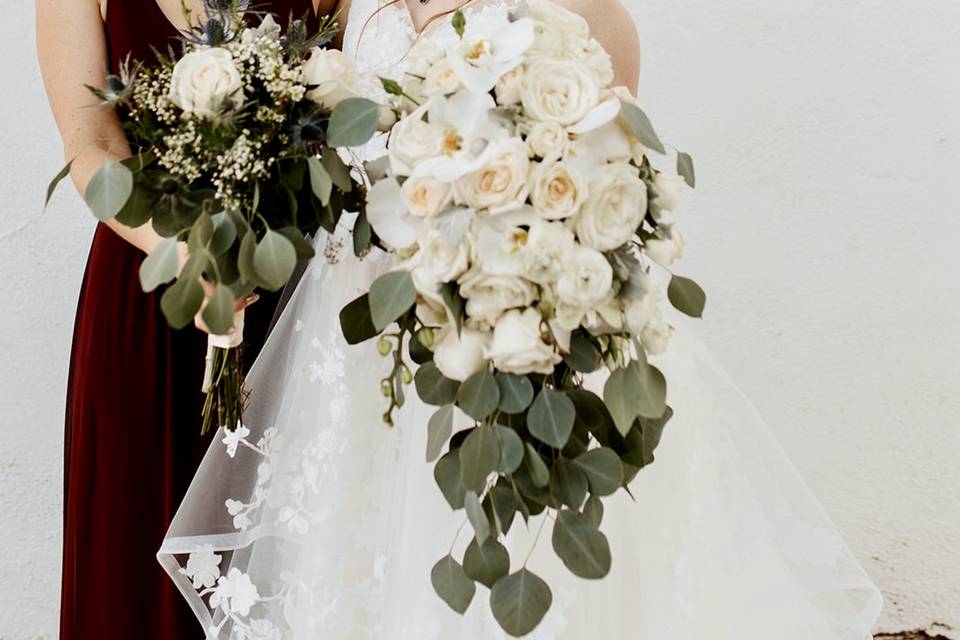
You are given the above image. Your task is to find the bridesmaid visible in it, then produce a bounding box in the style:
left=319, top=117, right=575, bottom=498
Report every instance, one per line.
left=36, top=0, right=337, bottom=636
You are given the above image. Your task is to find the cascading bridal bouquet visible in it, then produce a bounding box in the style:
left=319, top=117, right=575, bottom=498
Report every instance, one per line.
left=47, top=1, right=386, bottom=434
left=338, top=0, right=703, bottom=635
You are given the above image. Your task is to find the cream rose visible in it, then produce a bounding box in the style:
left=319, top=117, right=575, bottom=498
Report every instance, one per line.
left=485, top=308, right=563, bottom=375
left=521, top=59, right=601, bottom=126
left=530, top=161, right=587, bottom=220
left=520, top=219, right=575, bottom=284
left=168, top=47, right=244, bottom=118
left=388, top=102, right=444, bottom=176
left=433, top=326, right=492, bottom=382
left=402, top=177, right=452, bottom=218
left=640, top=316, right=673, bottom=355
left=527, top=0, right=591, bottom=60
left=650, top=172, right=686, bottom=214
left=556, top=246, right=614, bottom=310
left=458, top=268, right=538, bottom=327
left=644, top=222, right=686, bottom=266
left=576, top=163, right=647, bottom=251
left=301, top=48, right=361, bottom=110
left=454, top=137, right=531, bottom=214
left=419, top=228, right=470, bottom=283
left=495, top=65, right=525, bottom=106
left=424, top=58, right=462, bottom=97
left=526, top=121, right=568, bottom=159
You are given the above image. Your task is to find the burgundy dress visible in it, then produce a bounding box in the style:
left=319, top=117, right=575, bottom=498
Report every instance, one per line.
left=60, top=2, right=318, bottom=638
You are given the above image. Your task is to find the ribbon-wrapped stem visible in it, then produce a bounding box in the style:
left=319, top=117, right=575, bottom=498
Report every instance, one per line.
left=200, top=310, right=247, bottom=435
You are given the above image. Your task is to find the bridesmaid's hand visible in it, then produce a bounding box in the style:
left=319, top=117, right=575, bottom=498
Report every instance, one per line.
left=174, top=241, right=260, bottom=335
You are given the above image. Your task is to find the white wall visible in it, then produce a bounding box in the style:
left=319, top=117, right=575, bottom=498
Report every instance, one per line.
left=1, top=0, right=958, bottom=638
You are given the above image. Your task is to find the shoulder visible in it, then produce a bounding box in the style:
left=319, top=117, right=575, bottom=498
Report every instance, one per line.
left=546, top=0, right=641, bottom=92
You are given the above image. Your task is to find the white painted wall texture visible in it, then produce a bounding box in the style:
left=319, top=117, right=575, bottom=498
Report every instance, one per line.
left=1, top=0, right=958, bottom=638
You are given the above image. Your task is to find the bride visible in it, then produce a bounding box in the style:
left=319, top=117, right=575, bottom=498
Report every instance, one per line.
left=159, top=1, right=883, bottom=638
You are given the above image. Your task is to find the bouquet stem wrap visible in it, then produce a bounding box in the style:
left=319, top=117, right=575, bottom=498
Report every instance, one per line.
left=201, top=309, right=246, bottom=435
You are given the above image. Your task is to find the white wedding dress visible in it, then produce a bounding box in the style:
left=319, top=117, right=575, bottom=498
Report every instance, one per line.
left=158, top=1, right=883, bottom=638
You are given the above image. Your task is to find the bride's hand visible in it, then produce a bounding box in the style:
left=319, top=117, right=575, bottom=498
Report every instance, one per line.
left=173, top=241, right=260, bottom=335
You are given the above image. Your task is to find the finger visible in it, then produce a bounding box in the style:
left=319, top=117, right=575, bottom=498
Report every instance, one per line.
left=194, top=315, right=211, bottom=334
left=235, top=293, right=260, bottom=312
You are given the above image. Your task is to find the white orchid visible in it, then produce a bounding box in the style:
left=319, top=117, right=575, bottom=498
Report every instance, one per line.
left=365, top=177, right=420, bottom=251
left=447, top=17, right=535, bottom=94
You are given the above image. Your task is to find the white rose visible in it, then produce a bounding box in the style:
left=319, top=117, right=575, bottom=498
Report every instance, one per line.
left=622, top=270, right=661, bottom=334
left=556, top=246, right=614, bottom=310
left=407, top=39, right=444, bottom=77
left=644, top=222, right=686, bottom=266
left=527, top=0, right=591, bottom=59
left=419, top=228, right=470, bottom=283
left=424, top=58, right=462, bottom=97
left=640, top=316, right=673, bottom=355
left=520, top=220, right=575, bottom=284
left=168, top=47, right=244, bottom=118
left=454, top=137, right=530, bottom=214
left=576, top=163, right=647, bottom=251
left=521, top=59, right=600, bottom=126
left=580, top=38, right=615, bottom=87
left=402, top=177, right=452, bottom=218
left=651, top=172, right=686, bottom=214
left=301, top=48, right=361, bottom=110
left=458, top=268, right=538, bottom=327
left=495, top=65, right=524, bottom=106
left=388, top=101, right=445, bottom=176
left=526, top=121, right=568, bottom=159
left=485, top=308, right=563, bottom=375
left=433, top=326, right=492, bottom=382
left=530, top=161, right=587, bottom=220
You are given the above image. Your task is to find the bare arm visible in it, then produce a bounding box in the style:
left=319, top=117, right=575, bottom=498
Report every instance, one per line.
left=36, top=0, right=167, bottom=254
left=554, top=0, right=641, bottom=95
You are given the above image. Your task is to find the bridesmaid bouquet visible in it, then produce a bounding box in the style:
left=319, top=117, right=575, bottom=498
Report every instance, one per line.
left=47, top=2, right=385, bottom=434
left=339, top=1, right=702, bottom=635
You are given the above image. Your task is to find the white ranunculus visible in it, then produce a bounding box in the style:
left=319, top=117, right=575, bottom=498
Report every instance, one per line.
left=301, top=48, right=361, bottom=110
left=168, top=47, right=244, bottom=118
left=433, top=326, right=491, bottom=382
left=458, top=268, right=538, bottom=328
left=423, top=57, right=462, bottom=97
left=447, top=18, right=535, bottom=93
left=521, top=59, right=601, bottom=126
left=527, top=0, right=591, bottom=59
left=556, top=246, right=614, bottom=310
left=640, top=316, right=673, bottom=355
left=495, top=65, right=524, bottom=106
left=580, top=38, right=616, bottom=87
left=525, top=121, right=568, bottom=158
left=520, top=219, right=575, bottom=284
left=485, top=308, right=563, bottom=375
left=651, top=172, right=686, bottom=214
left=402, top=177, right=452, bottom=219
left=644, top=222, right=686, bottom=266
left=388, top=100, right=445, bottom=176
left=530, top=160, right=587, bottom=220
left=622, top=269, right=661, bottom=334
left=454, top=137, right=530, bottom=214
left=576, top=163, right=647, bottom=251
left=419, top=228, right=470, bottom=283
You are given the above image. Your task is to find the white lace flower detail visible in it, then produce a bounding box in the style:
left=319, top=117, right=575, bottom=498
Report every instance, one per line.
left=209, top=568, right=262, bottom=617
left=180, top=545, right=223, bottom=589
left=222, top=425, right=251, bottom=458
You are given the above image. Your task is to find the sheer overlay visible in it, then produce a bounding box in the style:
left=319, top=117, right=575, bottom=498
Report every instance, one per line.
left=159, top=1, right=882, bottom=637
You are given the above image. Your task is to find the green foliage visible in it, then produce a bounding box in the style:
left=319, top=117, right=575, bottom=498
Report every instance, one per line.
left=415, top=362, right=461, bottom=406
left=551, top=510, right=612, bottom=579
left=326, top=97, right=380, bottom=148
left=677, top=151, right=696, bottom=187
left=459, top=425, right=500, bottom=493
left=458, top=371, right=500, bottom=421
left=431, top=555, right=475, bottom=615
left=369, top=270, right=416, bottom=331
left=490, top=569, right=552, bottom=637
left=339, top=294, right=379, bottom=345
left=253, top=230, right=297, bottom=291
left=668, top=274, right=707, bottom=318
left=464, top=491, right=491, bottom=544
left=202, top=283, right=236, bottom=335
left=619, top=100, right=666, bottom=154
left=85, top=160, right=133, bottom=220
left=426, top=404, right=455, bottom=463
left=463, top=538, right=509, bottom=588
left=139, top=237, right=181, bottom=293
left=527, top=388, right=576, bottom=449
left=603, top=359, right=667, bottom=436
left=496, top=373, right=534, bottom=414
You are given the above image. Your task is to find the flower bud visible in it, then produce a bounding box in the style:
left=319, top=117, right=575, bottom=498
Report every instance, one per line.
left=377, top=337, right=393, bottom=356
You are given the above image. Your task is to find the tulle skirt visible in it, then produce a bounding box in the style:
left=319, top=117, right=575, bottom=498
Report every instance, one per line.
left=159, top=225, right=882, bottom=639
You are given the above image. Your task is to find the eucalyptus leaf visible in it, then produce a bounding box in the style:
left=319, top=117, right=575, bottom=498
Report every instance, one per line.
left=527, top=388, right=576, bottom=449
left=237, top=230, right=260, bottom=287
left=426, top=404, right=455, bottom=463
left=159, top=275, right=204, bottom=329
left=339, top=293, right=379, bottom=345
left=484, top=485, right=517, bottom=536
left=565, top=333, right=602, bottom=373
left=115, top=184, right=157, bottom=228
left=322, top=148, right=353, bottom=192
left=583, top=495, right=604, bottom=527
left=353, top=209, right=372, bottom=257
left=458, top=371, right=500, bottom=421
left=201, top=283, right=236, bottom=335
left=327, top=97, right=380, bottom=148
left=603, top=360, right=668, bottom=436
left=553, top=458, right=588, bottom=510
left=84, top=160, right=133, bottom=220
left=573, top=448, right=623, bottom=497
left=677, top=151, right=696, bottom=188
left=415, top=361, right=461, bottom=406
left=307, top=156, right=333, bottom=205
left=524, top=443, right=550, bottom=489
left=138, top=237, right=181, bottom=293
left=667, top=274, right=706, bottom=318
left=496, top=373, right=534, bottom=414
left=369, top=270, right=416, bottom=331
left=494, top=425, right=524, bottom=474
left=619, top=100, right=666, bottom=154
left=253, top=230, right=297, bottom=291
left=431, top=555, right=475, bottom=615
left=551, top=510, right=612, bottom=579
left=45, top=159, right=74, bottom=208
left=276, top=226, right=316, bottom=260
left=459, top=426, right=500, bottom=493
left=435, top=451, right=467, bottom=510
left=490, top=569, right=552, bottom=637
left=209, top=212, right=237, bottom=256
left=463, top=537, right=510, bottom=588
left=464, top=491, right=491, bottom=544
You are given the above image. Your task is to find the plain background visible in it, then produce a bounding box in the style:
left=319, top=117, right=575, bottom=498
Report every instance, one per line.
left=1, top=0, right=958, bottom=637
